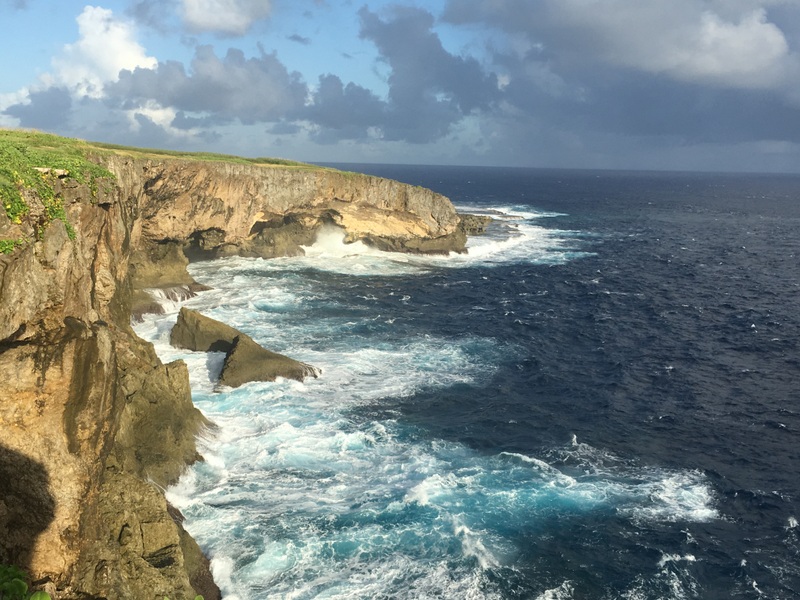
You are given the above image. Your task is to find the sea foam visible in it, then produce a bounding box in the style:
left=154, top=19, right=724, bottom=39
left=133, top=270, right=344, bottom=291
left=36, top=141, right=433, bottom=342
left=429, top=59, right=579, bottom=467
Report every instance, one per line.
left=139, top=205, right=717, bottom=598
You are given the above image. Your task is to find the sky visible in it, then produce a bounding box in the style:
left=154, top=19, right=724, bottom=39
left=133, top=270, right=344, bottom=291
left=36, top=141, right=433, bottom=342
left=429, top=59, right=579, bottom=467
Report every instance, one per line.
left=2, top=0, right=800, bottom=172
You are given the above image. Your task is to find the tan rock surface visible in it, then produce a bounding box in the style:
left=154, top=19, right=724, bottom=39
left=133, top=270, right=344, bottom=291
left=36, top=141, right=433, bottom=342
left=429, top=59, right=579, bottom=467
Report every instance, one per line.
left=0, top=146, right=462, bottom=599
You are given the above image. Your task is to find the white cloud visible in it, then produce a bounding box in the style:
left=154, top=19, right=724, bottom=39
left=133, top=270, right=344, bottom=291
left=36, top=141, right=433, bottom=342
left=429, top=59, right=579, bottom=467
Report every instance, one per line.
left=51, top=5, right=157, bottom=98
left=447, top=0, right=800, bottom=92
left=181, top=0, right=273, bottom=35
left=549, top=2, right=793, bottom=89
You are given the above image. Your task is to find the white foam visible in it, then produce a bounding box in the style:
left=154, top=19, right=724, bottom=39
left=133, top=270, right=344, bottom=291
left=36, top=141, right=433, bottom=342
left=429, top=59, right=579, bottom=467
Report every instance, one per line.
left=133, top=225, right=719, bottom=598
left=535, top=581, right=575, bottom=600
left=301, top=225, right=383, bottom=258
left=657, top=553, right=697, bottom=568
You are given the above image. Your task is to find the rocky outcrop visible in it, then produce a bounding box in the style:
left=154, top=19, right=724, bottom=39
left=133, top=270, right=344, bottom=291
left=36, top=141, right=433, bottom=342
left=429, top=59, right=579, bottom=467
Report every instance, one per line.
left=0, top=169, right=215, bottom=598
left=103, top=156, right=465, bottom=289
left=170, top=307, right=243, bottom=353
left=0, top=142, right=462, bottom=599
left=171, top=308, right=318, bottom=387
left=219, top=334, right=318, bottom=388
left=458, top=213, right=493, bottom=236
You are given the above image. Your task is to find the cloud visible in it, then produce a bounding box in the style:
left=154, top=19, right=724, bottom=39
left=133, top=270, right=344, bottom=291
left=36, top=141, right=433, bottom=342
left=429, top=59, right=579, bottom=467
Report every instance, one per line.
left=443, top=0, right=800, bottom=92
left=302, top=74, right=386, bottom=142
left=181, top=0, right=272, bottom=35
left=106, top=45, right=307, bottom=124
left=4, top=87, right=72, bottom=129
left=126, top=0, right=176, bottom=33
left=51, top=5, right=157, bottom=98
left=288, top=34, right=311, bottom=45
left=355, top=6, right=499, bottom=142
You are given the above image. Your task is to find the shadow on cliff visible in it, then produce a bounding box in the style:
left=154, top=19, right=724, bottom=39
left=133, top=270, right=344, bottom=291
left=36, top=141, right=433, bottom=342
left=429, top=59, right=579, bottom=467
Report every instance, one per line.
left=0, top=444, right=55, bottom=572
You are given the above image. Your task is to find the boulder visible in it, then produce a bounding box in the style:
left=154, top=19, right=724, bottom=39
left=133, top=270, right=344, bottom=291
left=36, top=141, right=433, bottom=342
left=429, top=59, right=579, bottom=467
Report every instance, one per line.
left=219, top=334, right=319, bottom=388
left=169, top=308, right=318, bottom=387
left=170, top=307, right=241, bottom=352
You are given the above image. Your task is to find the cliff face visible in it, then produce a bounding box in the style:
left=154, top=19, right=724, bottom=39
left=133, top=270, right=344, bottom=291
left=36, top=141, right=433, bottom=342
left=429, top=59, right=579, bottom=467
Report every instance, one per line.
left=118, top=157, right=466, bottom=289
left=0, top=150, right=463, bottom=598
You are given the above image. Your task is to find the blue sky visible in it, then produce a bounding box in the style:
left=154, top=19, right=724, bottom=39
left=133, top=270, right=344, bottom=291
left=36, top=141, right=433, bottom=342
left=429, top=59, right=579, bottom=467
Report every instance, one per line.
left=3, top=0, right=800, bottom=172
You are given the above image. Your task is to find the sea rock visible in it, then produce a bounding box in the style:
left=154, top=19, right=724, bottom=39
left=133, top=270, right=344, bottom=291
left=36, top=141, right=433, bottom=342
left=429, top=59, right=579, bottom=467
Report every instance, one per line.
left=219, top=334, right=319, bottom=388
left=170, top=308, right=318, bottom=387
left=170, top=307, right=241, bottom=353
left=458, top=213, right=493, bottom=235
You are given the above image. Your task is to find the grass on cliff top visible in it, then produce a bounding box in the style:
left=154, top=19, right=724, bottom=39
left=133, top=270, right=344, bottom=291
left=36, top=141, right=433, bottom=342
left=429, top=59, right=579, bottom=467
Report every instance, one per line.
left=0, top=128, right=333, bottom=253
left=90, top=140, right=315, bottom=169
left=0, top=129, right=116, bottom=250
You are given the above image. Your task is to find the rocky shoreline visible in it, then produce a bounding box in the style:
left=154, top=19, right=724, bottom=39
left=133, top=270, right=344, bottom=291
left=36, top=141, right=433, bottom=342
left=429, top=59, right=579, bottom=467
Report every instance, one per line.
left=0, top=140, right=480, bottom=599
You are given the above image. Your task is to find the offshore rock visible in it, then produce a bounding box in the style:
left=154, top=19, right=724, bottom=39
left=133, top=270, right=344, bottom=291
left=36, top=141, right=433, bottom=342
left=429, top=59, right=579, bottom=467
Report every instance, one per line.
left=458, top=213, right=493, bottom=236
left=170, top=307, right=242, bottom=353
left=170, top=308, right=318, bottom=387
left=219, top=334, right=319, bottom=388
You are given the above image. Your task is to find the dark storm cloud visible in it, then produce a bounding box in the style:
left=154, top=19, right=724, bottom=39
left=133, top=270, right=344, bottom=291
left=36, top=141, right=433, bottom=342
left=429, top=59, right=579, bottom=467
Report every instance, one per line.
left=356, top=6, right=499, bottom=142
left=4, top=87, right=73, bottom=129
left=105, top=45, right=308, bottom=125
left=302, top=74, right=385, bottom=142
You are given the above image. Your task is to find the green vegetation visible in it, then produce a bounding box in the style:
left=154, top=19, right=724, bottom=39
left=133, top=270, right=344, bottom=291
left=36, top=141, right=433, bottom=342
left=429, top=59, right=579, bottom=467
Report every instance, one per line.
left=91, top=140, right=312, bottom=169
left=0, top=238, right=26, bottom=255
left=0, top=129, right=116, bottom=246
left=0, top=127, right=334, bottom=254
left=0, top=565, right=51, bottom=600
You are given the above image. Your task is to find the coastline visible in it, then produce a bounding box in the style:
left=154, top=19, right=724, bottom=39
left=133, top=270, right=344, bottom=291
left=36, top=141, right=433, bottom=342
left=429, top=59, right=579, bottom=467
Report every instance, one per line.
left=0, top=130, right=469, bottom=598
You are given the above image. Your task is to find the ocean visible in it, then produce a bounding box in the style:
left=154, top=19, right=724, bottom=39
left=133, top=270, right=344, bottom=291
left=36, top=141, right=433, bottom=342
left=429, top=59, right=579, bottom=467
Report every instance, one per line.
left=134, top=166, right=800, bottom=599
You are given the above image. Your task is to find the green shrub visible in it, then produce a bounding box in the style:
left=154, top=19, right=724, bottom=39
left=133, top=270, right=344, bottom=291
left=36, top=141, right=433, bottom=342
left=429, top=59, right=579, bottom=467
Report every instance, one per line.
left=0, top=564, right=51, bottom=600
left=0, top=130, right=115, bottom=238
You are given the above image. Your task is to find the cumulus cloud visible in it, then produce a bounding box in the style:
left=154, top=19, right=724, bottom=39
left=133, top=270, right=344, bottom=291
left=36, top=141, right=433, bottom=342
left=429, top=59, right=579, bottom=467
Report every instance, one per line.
left=443, top=0, right=800, bottom=91
left=302, top=74, right=386, bottom=142
left=106, top=45, right=307, bottom=124
left=51, top=5, right=157, bottom=98
left=2, top=5, right=158, bottom=132
left=4, top=87, right=72, bottom=129
left=181, top=0, right=273, bottom=35
left=356, top=6, right=499, bottom=142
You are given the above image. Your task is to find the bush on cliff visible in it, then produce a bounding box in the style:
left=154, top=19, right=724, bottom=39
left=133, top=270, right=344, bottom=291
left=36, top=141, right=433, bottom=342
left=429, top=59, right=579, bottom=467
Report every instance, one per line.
left=0, top=564, right=51, bottom=600
left=0, top=129, right=115, bottom=244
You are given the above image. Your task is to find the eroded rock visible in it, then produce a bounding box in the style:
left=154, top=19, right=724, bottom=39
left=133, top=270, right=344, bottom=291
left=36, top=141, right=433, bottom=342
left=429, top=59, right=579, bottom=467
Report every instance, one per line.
left=170, top=307, right=241, bottom=353
left=170, top=308, right=318, bottom=387
left=219, top=334, right=319, bottom=388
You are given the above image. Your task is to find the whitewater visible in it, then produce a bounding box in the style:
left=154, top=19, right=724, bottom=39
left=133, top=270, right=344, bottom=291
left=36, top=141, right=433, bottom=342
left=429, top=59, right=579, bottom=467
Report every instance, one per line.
left=134, top=215, right=720, bottom=598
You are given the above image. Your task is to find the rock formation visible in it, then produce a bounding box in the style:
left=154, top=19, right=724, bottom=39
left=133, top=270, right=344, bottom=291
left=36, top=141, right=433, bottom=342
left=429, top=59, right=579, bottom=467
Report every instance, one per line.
left=170, top=307, right=318, bottom=387
left=119, top=156, right=467, bottom=289
left=0, top=136, right=464, bottom=599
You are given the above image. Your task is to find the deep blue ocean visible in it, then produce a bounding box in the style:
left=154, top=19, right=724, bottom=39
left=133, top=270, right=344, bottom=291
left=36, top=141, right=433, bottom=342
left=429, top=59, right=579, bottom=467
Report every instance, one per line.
left=137, top=166, right=800, bottom=599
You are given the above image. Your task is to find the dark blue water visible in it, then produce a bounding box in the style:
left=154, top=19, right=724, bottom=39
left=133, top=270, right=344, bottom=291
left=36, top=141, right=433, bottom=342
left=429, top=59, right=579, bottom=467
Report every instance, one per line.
left=148, top=166, right=800, bottom=599
left=321, top=165, right=800, bottom=599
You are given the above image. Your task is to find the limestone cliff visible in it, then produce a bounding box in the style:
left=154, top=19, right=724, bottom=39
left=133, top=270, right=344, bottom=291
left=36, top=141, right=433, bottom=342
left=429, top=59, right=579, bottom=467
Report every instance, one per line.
left=0, top=137, right=465, bottom=599
left=115, top=156, right=466, bottom=290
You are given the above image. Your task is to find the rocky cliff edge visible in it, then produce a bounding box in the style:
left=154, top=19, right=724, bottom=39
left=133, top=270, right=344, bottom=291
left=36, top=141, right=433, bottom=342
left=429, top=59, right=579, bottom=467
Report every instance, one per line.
left=0, top=135, right=466, bottom=599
